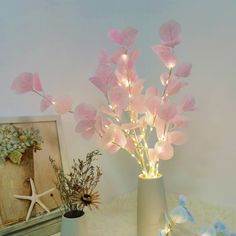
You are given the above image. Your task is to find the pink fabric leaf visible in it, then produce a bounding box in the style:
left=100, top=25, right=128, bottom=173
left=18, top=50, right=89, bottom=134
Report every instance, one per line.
left=33, top=73, right=43, bottom=92
left=90, top=64, right=118, bottom=95
left=108, top=27, right=138, bottom=48
left=155, top=141, right=174, bottom=160
left=180, top=94, right=196, bottom=112
left=95, top=115, right=111, bottom=136
left=89, top=76, right=106, bottom=94
left=130, top=79, right=144, bottom=96
left=157, top=102, right=177, bottom=121
left=166, top=79, right=186, bottom=96
left=110, top=47, right=127, bottom=64
left=100, top=126, right=127, bottom=153
left=108, top=87, right=129, bottom=116
left=168, top=131, right=187, bottom=145
left=175, top=63, right=192, bottom=77
left=74, top=103, right=97, bottom=121
left=75, top=120, right=95, bottom=140
left=130, top=95, right=146, bottom=113
left=54, top=96, right=72, bottom=115
left=170, top=114, right=190, bottom=128
left=159, top=20, right=182, bottom=47
left=40, top=95, right=53, bottom=112
left=155, top=117, right=166, bottom=139
left=127, top=49, right=140, bottom=69
left=152, top=45, right=176, bottom=68
left=145, top=96, right=161, bottom=115
left=11, top=72, right=34, bottom=94
left=152, top=44, right=171, bottom=55
left=145, top=87, right=159, bottom=98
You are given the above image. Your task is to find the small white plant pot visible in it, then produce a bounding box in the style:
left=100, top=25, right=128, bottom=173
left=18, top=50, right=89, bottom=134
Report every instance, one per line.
left=61, top=210, right=88, bottom=236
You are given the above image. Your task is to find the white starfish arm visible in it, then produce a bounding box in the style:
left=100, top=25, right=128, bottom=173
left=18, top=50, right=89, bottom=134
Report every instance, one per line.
left=14, top=195, right=32, bottom=200
left=37, top=199, right=50, bottom=213
left=26, top=201, right=35, bottom=222
left=29, top=178, right=36, bottom=194
left=38, top=188, right=55, bottom=197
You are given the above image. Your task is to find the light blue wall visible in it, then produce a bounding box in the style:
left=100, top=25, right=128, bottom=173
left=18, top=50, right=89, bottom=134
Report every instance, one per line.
left=0, top=0, right=236, bottom=207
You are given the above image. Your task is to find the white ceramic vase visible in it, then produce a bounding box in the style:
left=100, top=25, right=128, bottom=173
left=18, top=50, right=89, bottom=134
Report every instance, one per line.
left=137, top=174, right=167, bottom=236
left=61, top=211, right=88, bottom=236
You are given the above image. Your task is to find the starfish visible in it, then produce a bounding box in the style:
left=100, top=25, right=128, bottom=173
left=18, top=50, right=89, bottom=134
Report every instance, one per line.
left=14, top=178, right=55, bottom=221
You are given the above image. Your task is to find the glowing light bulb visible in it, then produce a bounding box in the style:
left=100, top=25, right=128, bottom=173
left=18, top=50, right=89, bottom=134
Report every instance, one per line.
left=52, top=101, right=56, bottom=105
left=157, top=146, right=163, bottom=153
left=121, top=53, right=128, bottom=61
left=168, top=63, right=175, bottom=69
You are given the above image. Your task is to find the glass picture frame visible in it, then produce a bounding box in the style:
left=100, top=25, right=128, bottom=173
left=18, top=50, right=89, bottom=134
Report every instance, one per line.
left=0, top=115, right=68, bottom=236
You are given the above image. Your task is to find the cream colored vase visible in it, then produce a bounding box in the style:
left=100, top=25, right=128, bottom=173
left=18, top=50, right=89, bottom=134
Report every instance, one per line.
left=61, top=211, right=88, bottom=236
left=137, top=174, right=167, bottom=236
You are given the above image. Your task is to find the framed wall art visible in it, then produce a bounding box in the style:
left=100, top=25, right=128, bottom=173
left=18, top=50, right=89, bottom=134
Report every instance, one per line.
left=0, top=115, right=68, bottom=236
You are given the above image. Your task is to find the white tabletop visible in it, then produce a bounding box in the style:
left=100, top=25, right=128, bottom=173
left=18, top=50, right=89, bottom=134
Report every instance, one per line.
left=51, top=191, right=236, bottom=236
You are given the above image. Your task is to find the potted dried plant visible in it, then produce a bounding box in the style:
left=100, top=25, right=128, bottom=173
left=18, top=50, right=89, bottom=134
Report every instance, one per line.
left=49, top=150, right=102, bottom=236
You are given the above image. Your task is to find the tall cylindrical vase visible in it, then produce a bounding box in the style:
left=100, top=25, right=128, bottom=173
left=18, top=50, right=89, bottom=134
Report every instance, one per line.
left=137, top=174, right=167, bottom=236
left=61, top=211, right=88, bottom=236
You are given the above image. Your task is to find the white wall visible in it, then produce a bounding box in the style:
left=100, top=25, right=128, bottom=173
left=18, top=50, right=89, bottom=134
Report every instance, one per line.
left=0, top=0, right=236, bottom=208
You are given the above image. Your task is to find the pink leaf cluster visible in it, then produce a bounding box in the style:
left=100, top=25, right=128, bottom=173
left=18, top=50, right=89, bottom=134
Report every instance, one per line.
left=11, top=20, right=195, bottom=176
left=11, top=72, right=43, bottom=94
left=108, top=27, right=138, bottom=48
left=12, top=73, right=72, bottom=115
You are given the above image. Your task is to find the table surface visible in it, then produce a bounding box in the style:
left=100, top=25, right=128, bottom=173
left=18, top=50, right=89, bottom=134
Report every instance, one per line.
left=52, top=190, right=236, bottom=236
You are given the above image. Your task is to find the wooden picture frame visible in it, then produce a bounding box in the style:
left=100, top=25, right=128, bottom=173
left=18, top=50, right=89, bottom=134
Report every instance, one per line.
left=0, top=115, right=67, bottom=236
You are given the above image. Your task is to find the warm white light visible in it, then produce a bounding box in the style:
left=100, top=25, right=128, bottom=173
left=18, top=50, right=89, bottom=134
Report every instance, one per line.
left=52, top=101, right=56, bottom=105
left=122, top=79, right=129, bottom=88
left=121, top=53, right=128, bottom=61
left=159, top=134, right=166, bottom=141
left=168, top=63, right=175, bottom=69
left=157, top=146, right=163, bottom=153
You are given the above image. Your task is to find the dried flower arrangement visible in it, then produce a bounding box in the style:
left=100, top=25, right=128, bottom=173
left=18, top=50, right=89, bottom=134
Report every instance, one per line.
left=0, top=124, right=43, bottom=165
left=49, top=150, right=102, bottom=218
